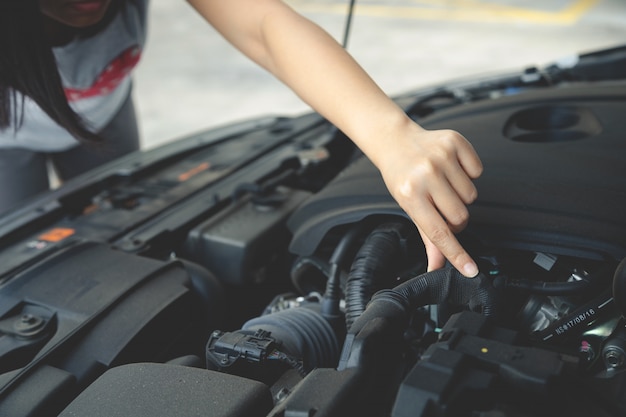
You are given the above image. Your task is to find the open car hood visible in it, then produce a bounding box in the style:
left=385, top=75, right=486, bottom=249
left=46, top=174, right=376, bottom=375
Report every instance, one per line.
left=1, top=45, right=626, bottom=417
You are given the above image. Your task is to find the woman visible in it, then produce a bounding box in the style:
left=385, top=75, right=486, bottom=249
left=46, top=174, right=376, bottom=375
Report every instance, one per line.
left=0, top=0, right=482, bottom=277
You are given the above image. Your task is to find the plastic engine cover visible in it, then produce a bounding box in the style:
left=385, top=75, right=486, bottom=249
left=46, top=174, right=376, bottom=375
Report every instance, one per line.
left=0, top=241, right=217, bottom=417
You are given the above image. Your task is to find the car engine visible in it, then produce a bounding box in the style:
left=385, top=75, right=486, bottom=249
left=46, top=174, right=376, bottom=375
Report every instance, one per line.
left=0, top=45, right=625, bottom=417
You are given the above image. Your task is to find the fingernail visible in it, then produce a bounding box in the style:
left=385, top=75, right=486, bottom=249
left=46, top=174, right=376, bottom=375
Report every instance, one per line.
left=463, top=263, right=478, bottom=278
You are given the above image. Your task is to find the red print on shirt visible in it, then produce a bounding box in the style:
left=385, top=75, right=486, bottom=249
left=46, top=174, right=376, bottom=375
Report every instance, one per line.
left=65, top=46, right=141, bottom=102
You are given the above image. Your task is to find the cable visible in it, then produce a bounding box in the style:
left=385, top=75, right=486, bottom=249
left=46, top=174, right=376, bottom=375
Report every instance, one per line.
left=268, top=349, right=307, bottom=377
left=342, top=0, right=357, bottom=48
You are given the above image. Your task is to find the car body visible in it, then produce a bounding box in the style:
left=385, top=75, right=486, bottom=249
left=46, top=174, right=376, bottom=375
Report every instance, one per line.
left=0, top=45, right=625, bottom=417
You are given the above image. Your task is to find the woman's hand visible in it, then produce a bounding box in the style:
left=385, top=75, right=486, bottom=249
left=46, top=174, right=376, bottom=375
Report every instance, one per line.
left=376, top=122, right=483, bottom=277
left=189, top=0, right=483, bottom=276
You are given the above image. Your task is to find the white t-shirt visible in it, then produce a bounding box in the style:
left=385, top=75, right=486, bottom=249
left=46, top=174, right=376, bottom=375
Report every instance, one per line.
left=0, top=0, right=148, bottom=152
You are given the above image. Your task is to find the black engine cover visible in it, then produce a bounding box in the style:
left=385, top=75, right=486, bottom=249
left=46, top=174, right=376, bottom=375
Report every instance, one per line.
left=289, top=81, right=626, bottom=261
left=0, top=241, right=218, bottom=417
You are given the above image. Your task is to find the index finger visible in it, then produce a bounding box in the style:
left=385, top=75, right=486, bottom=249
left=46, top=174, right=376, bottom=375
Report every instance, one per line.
left=412, top=201, right=478, bottom=277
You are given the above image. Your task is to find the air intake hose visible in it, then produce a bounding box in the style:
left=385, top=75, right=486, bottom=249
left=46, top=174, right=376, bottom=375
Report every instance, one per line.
left=393, top=267, right=497, bottom=316
left=347, top=267, right=497, bottom=335
left=243, top=306, right=339, bottom=370
left=344, top=223, right=410, bottom=329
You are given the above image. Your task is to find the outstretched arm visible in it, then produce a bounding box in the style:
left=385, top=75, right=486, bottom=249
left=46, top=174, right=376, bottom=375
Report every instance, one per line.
left=187, top=0, right=483, bottom=277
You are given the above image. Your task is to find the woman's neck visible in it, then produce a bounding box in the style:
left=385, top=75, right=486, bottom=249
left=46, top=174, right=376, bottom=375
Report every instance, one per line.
left=42, top=16, right=77, bottom=47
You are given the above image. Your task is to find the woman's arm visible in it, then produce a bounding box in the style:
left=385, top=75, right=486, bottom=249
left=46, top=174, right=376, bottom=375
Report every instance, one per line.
left=186, top=0, right=483, bottom=277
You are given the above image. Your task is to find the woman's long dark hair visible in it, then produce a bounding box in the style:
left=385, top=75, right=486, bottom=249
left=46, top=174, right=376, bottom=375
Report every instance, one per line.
left=0, top=1, right=121, bottom=142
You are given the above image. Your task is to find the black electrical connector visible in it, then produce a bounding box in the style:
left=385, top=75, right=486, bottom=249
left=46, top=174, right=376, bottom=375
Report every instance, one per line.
left=206, top=329, right=278, bottom=369
left=206, top=328, right=306, bottom=377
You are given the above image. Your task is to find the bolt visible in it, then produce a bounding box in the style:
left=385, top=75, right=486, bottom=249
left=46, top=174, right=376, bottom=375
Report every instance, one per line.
left=604, top=348, right=626, bottom=369
left=13, top=313, right=45, bottom=337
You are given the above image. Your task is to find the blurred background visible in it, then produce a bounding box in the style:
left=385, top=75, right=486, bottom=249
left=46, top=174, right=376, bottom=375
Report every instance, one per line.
left=133, top=0, right=626, bottom=149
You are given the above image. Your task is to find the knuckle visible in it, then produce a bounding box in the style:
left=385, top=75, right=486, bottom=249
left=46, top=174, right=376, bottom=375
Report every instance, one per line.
left=431, top=148, right=450, bottom=165
left=397, top=177, right=415, bottom=199
left=441, top=129, right=463, bottom=144
left=464, top=187, right=478, bottom=204
left=448, top=209, right=469, bottom=228
left=398, top=167, right=431, bottom=198
left=474, top=163, right=484, bottom=177
left=436, top=135, right=456, bottom=155
left=428, top=226, right=452, bottom=246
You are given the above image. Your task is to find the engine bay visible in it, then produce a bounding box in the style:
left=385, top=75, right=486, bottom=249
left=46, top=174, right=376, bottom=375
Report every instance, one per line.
left=1, top=46, right=626, bottom=417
